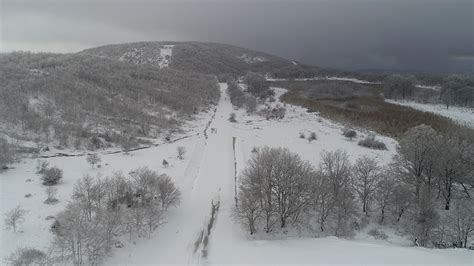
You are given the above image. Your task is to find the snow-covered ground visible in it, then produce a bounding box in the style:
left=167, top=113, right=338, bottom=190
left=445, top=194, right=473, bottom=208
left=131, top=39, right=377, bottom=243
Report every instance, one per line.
left=387, top=100, right=474, bottom=128
left=266, top=76, right=382, bottom=84
left=266, top=76, right=440, bottom=90
left=1, top=84, right=472, bottom=265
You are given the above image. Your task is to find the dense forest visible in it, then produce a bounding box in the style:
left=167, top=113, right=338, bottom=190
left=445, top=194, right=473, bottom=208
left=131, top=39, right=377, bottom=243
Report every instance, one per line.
left=0, top=52, right=219, bottom=151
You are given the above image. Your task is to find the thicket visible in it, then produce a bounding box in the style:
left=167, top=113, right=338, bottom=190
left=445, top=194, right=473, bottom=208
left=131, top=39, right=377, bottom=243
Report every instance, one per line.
left=15, top=167, right=181, bottom=264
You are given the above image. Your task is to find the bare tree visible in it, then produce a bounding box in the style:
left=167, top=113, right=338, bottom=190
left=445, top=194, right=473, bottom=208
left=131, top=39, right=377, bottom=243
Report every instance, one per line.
left=316, top=150, right=355, bottom=235
left=157, top=175, right=181, bottom=210
left=351, top=156, right=381, bottom=215
left=435, top=137, right=472, bottom=210
left=143, top=204, right=164, bottom=238
left=4, top=205, right=28, bottom=232
left=374, top=172, right=394, bottom=224
left=235, top=147, right=314, bottom=233
left=395, top=125, right=439, bottom=199
left=449, top=199, right=474, bottom=248
left=233, top=182, right=261, bottom=234
left=86, top=154, right=101, bottom=168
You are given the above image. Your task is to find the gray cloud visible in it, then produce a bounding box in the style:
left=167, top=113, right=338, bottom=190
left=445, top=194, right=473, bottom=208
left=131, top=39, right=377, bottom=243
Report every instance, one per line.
left=1, top=0, right=473, bottom=72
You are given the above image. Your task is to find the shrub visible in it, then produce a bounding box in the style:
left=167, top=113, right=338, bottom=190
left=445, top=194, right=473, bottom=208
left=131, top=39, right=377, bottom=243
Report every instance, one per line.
left=162, top=159, right=169, bottom=167
left=6, top=247, right=47, bottom=266
left=44, top=187, right=59, bottom=204
left=368, top=228, right=388, bottom=240
left=308, top=132, right=317, bottom=142
left=358, top=136, right=387, bottom=150
left=229, top=113, right=237, bottom=123
left=260, top=105, right=286, bottom=120
left=299, top=132, right=306, bottom=139
left=41, top=166, right=63, bottom=185
left=343, top=129, right=357, bottom=140
left=177, top=146, right=186, bottom=160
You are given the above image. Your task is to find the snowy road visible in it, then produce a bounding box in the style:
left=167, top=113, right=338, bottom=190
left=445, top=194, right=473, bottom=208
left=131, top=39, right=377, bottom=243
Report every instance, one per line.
left=107, top=83, right=236, bottom=264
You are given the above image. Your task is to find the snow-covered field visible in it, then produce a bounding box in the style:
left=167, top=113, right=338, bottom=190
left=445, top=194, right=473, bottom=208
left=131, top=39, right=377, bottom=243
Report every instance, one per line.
left=387, top=100, right=474, bottom=128
left=1, top=84, right=472, bottom=265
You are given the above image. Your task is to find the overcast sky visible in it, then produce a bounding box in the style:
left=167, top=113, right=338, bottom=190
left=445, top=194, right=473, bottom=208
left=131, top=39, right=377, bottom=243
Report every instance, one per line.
left=1, top=0, right=473, bottom=73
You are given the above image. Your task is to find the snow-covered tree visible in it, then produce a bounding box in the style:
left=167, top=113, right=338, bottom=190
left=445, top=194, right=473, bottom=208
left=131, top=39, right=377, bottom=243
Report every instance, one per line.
left=351, top=156, right=381, bottom=215
left=86, top=154, right=101, bottom=168
left=4, top=205, right=28, bottom=232
left=394, top=125, right=439, bottom=199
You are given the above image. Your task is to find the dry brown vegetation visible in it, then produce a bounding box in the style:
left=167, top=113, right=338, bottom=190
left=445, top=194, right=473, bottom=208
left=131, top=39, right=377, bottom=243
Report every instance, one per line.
left=276, top=80, right=474, bottom=142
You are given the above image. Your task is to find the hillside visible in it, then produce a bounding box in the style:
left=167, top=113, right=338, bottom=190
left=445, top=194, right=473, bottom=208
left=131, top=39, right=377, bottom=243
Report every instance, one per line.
left=81, top=41, right=322, bottom=79
left=0, top=52, right=219, bottom=153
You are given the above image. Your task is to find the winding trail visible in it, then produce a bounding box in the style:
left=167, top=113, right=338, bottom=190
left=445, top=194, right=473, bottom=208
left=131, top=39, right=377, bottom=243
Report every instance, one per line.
left=107, top=83, right=236, bottom=265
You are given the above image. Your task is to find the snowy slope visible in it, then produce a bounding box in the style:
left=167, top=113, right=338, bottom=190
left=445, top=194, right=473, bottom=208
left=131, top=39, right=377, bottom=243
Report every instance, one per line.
left=1, top=84, right=472, bottom=265
left=387, top=100, right=474, bottom=128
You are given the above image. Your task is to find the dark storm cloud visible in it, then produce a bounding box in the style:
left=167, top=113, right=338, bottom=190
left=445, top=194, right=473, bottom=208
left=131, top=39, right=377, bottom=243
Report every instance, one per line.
left=1, top=0, right=473, bottom=72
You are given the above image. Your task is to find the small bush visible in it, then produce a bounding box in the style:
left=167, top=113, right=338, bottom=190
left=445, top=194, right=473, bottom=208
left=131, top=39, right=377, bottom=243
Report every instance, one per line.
left=343, top=129, right=357, bottom=140
left=36, top=160, right=49, bottom=175
left=86, top=153, right=101, bottom=168
left=177, top=146, right=186, bottom=160
left=299, top=132, right=306, bottom=139
left=229, top=113, right=237, bottom=123
left=260, top=105, right=286, bottom=120
left=358, top=136, right=387, bottom=150
left=41, top=167, right=63, bottom=186
left=368, top=228, right=388, bottom=240
left=24, top=194, right=32, bottom=198
left=6, top=247, right=47, bottom=266
left=162, top=159, right=169, bottom=167
left=308, top=132, right=317, bottom=142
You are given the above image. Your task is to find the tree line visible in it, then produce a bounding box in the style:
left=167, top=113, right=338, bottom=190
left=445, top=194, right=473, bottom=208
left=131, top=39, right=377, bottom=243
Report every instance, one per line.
left=384, top=74, right=473, bottom=108
left=234, top=125, right=473, bottom=248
